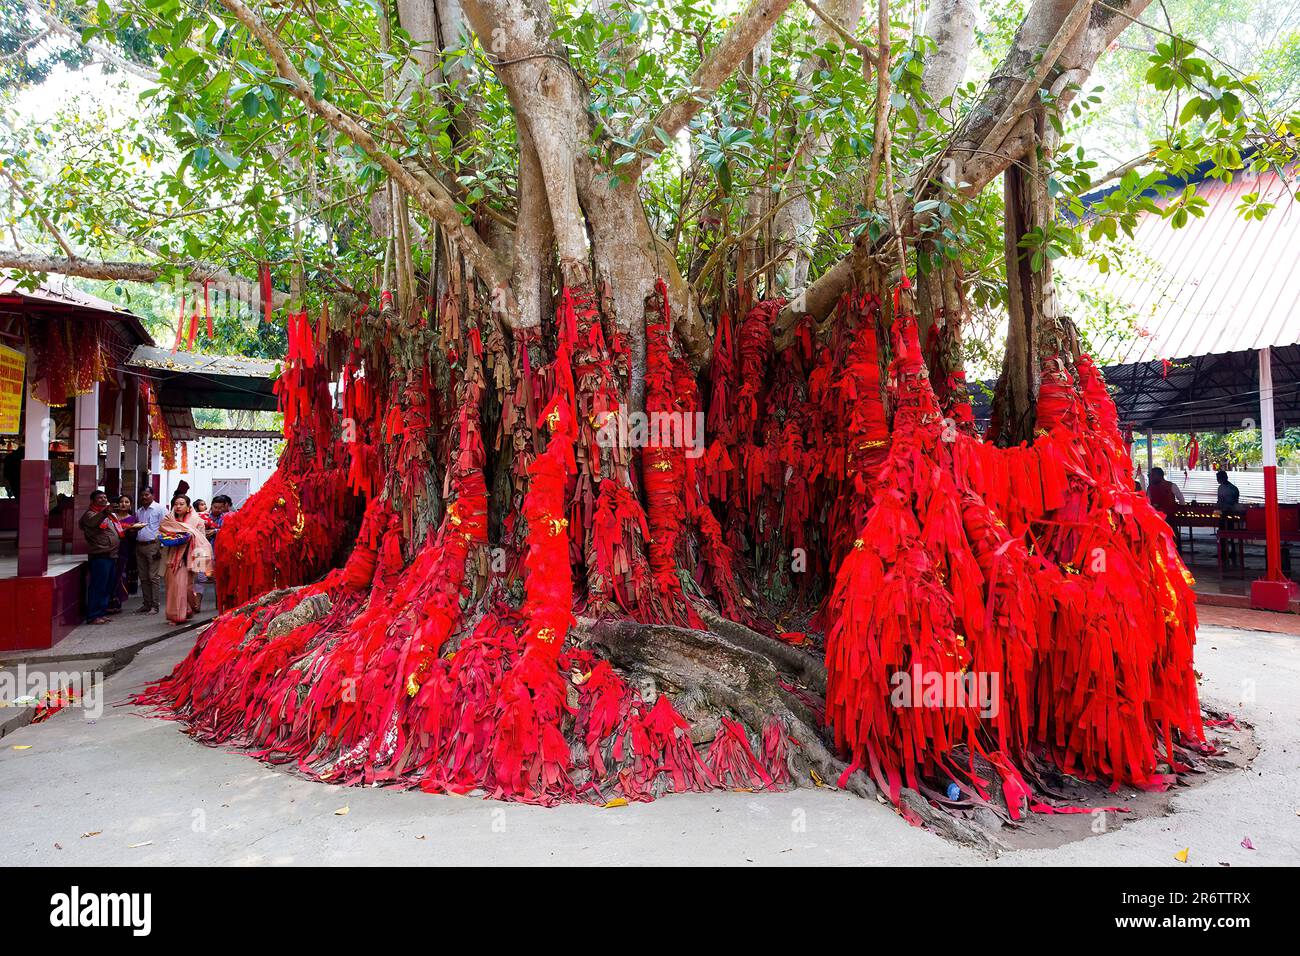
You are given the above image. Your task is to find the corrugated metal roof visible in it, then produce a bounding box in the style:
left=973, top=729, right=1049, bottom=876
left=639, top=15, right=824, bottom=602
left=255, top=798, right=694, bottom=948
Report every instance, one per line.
left=0, top=276, right=125, bottom=314
left=967, top=344, right=1300, bottom=434
left=127, top=345, right=280, bottom=412
left=0, top=276, right=154, bottom=347
left=126, top=345, right=280, bottom=379
left=162, top=406, right=198, bottom=440
left=1066, top=164, right=1300, bottom=367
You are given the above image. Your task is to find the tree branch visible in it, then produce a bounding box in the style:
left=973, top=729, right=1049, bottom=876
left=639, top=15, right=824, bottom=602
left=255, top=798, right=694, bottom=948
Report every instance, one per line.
left=0, top=165, right=75, bottom=260
left=636, top=0, right=799, bottom=177
left=864, top=0, right=892, bottom=218
left=0, top=249, right=289, bottom=307
left=778, top=0, right=1153, bottom=336
left=29, top=3, right=161, bottom=82
left=216, top=0, right=513, bottom=304
left=970, top=0, right=1095, bottom=161
left=800, top=0, right=877, bottom=63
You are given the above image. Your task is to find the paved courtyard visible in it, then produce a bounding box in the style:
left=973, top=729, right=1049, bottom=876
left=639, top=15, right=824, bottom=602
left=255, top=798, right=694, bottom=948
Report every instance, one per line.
left=1, top=622, right=1296, bottom=866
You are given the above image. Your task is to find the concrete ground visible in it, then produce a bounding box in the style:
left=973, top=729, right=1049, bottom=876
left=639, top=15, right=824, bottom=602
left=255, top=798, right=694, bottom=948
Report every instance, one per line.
left=0, top=623, right=1297, bottom=866
left=1, top=583, right=213, bottom=740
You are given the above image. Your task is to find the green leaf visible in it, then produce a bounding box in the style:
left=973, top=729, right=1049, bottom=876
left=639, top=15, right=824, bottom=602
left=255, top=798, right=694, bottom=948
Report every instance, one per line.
left=214, top=147, right=241, bottom=170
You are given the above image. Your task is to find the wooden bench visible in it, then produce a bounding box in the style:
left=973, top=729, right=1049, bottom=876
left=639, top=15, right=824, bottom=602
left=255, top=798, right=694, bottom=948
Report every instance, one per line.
left=1217, top=504, right=1300, bottom=576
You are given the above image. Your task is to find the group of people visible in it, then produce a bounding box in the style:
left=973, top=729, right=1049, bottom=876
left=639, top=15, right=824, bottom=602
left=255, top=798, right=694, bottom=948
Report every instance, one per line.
left=80, top=489, right=234, bottom=626
left=1145, top=466, right=1241, bottom=523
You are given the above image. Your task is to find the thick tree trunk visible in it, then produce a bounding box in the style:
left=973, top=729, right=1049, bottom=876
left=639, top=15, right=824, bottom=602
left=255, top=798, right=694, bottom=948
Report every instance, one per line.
left=72, top=0, right=1207, bottom=838
left=919, top=0, right=976, bottom=113
left=990, top=64, right=1085, bottom=445
left=992, top=160, right=1045, bottom=446
left=911, top=0, right=977, bottom=359
left=461, top=0, right=710, bottom=408
left=772, top=0, right=867, bottom=294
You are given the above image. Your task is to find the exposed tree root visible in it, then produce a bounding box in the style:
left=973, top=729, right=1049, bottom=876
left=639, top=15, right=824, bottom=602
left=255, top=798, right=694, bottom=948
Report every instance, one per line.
left=695, top=605, right=828, bottom=695
left=577, top=616, right=1005, bottom=851
left=266, top=592, right=332, bottom=637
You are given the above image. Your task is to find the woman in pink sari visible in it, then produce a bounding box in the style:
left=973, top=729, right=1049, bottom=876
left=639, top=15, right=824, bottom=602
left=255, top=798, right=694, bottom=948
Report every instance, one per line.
left=160, top=494, right=214, bottom=624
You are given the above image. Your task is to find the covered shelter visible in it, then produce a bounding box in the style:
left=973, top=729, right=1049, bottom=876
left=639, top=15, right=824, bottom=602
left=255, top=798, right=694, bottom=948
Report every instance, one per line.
left=0, top=280, right=282, bottom=650
left=1082, top=157, right=1299, bottom=611
left=126, top=346, right=282, bottom=513
left=125, top=346, right=279, bottom=413
left=0, top=279, right=156, bottom=650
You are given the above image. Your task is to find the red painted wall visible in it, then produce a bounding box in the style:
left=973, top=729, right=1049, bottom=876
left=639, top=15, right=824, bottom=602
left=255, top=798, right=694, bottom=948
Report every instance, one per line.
left=0, top=563, right=84, bottom=652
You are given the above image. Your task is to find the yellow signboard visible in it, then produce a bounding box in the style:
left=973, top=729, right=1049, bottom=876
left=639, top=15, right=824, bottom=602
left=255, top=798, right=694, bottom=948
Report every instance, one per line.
left=0, top=344, right=25, bottom=435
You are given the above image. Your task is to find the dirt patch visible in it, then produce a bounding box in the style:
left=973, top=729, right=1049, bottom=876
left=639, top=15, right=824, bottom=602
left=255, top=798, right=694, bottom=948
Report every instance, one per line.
left=991, top=709, right=1257, bottom=852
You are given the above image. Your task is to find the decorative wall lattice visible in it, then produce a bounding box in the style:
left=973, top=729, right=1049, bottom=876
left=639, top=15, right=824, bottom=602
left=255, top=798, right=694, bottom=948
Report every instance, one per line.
left=190, top=436, right=282, bottom=471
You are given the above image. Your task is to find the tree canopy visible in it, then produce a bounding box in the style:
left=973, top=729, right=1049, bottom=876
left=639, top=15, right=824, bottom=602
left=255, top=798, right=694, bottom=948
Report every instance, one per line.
left=1, top=0, right=1295, bottom=367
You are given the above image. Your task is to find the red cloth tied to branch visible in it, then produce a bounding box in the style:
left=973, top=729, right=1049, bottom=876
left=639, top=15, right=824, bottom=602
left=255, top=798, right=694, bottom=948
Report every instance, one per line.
left=735, top=300, right=779, bottom=440
left=824, top=311, right=987, bottom=804
left=259, top=263, right=274, bottom=324
left=1009, top=356, right=1204, bottom=785
left=826, top=292, right=890, bottom=576
left=518, top=288, right=582, bottom=657
left=589, top=479, right=652, bottom=613
left=820, top=298, right=1200, bottom=815
left=640, top=280, right=696, bottom=624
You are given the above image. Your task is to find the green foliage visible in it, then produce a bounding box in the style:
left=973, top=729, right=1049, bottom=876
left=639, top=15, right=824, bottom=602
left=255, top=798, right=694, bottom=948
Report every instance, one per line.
left=0, top=0, right=156, bottom=91
left=1190, top=427, right=1300, bottom=469
left=0, top=0, right=89, bottom=87
left=0, top=0, right=1296, bottom=379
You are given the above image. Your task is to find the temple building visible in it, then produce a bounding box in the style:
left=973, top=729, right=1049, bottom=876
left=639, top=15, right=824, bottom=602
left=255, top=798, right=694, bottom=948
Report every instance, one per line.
left=0, top=280, right=277, bottom=650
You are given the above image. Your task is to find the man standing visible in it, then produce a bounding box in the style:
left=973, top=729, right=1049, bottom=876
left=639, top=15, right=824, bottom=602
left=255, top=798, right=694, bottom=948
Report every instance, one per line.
left=79, top=489, right=120, bottom=625
left=132, top=487, right=167, bottom=614
left=1216, top=469, right=1242, bottom=514
left=209, top=494, right=233, bottom=531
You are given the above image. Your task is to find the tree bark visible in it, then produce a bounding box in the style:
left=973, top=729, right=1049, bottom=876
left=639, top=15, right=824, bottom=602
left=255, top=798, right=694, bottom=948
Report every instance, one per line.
left=990, top=89, right=1080, bottom=444
left=779, top=0, right=1153, bottom=334
left=919, top=0, right=976, bottom=112
left=460, top=0, right=725, bottom=406
left=0, top=249, right=289, bottom=308
left=510, top=121, right=556, bottom=331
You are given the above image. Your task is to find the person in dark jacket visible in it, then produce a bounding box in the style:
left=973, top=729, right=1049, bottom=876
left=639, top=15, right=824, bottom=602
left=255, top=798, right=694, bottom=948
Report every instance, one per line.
left=1216, top=469, right=1242, bottom=514
left=79, top=489, right=120, bottom=624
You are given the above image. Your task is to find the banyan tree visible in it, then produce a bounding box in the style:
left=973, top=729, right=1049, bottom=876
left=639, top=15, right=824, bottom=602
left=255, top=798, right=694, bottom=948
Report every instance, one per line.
left=4, top=0, right=1292, bottom=832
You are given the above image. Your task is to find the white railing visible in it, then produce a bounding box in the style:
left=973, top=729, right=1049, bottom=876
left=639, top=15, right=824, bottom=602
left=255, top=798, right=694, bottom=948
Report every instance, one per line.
left=1164, top=470, right=1300, bottom=505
